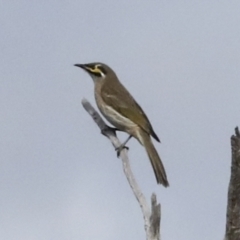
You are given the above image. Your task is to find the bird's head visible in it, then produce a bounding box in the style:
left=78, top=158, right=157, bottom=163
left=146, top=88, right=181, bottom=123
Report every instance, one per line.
left=74, top=62, right=110, bottom=82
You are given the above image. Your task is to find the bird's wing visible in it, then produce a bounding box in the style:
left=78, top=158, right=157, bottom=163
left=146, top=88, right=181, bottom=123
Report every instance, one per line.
left=101, top=80, right=160, bottom=142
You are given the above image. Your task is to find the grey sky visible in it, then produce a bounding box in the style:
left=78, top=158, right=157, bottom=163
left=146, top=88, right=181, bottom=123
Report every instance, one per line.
left=1, top=1, right=240, bottom=240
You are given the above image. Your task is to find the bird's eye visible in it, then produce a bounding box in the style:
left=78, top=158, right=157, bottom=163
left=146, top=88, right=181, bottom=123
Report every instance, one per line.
left=85, top=64, right=106, bottom=77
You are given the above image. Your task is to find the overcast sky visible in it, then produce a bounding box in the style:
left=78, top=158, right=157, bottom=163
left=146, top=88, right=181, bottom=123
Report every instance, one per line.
left=1, top=1, right=240, bottom=240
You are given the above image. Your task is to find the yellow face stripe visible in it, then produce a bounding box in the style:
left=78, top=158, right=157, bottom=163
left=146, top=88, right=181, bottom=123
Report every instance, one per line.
left=85, top=64, right=102, bottom=75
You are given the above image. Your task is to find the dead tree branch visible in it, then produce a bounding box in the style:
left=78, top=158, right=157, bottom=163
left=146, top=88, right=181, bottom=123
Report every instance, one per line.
left=81, top=98, right=161, bottom=240
left=225, top=127, right=240, bottom=240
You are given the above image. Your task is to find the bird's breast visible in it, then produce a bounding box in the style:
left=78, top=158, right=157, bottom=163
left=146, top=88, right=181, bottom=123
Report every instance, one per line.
left=94, top=86, right=138, bottom=135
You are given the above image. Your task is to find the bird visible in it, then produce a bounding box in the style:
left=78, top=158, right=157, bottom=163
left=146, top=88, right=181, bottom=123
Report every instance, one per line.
left=74, top=62, right=169, bottom=187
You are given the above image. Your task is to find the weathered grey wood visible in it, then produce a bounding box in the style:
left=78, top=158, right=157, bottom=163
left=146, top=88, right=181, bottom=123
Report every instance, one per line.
left=225, top=127, right=240, bottom=240
left=150, top=194, right=161, bottom=240
left=82, top=98, right=161, bottom=240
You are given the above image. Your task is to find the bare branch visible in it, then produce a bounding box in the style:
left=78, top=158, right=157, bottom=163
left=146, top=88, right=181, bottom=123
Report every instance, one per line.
left=150, top=194, right=161, bottom=240
left=225, top=127, right=240, bottom=240
left=82, top=98, right=161, bottom=240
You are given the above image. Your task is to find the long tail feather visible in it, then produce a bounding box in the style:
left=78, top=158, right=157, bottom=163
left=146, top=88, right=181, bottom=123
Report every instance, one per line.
left=139, top=130, right=169, bottom=187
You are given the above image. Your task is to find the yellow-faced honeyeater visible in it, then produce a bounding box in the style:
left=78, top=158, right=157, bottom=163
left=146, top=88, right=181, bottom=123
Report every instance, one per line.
left=75, top=62, right=169, bottom=187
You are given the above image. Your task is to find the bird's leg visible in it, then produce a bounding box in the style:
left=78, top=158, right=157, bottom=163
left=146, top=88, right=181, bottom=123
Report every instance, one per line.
left=109, top=127, right=121, bottom=132
left=115, top=135, right=132, bottom=157
left=101, top=125, right=121, bottom=137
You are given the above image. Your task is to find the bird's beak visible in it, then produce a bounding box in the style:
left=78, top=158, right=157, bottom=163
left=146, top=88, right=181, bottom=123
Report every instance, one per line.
left=74, top=63, right=86, bottom=69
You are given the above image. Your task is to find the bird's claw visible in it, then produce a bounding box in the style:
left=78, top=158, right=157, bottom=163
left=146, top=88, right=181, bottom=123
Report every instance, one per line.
left=115, top=145, right=129, bottom=157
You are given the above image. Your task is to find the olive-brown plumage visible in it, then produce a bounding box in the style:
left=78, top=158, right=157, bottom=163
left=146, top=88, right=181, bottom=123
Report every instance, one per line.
left=74, top=62, right=169, bottom=187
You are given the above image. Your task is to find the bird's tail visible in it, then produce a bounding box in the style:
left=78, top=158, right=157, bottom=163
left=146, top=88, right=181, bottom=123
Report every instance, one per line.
left=139, top=130, right=169, bottom=187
